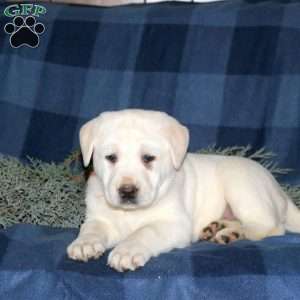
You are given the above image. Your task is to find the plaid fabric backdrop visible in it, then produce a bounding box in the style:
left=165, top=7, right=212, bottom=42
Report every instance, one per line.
left=1, top=2, right=300, bottom=299
left=0, top=0, right=300, bottom=185
left=1, top=224, right=300, bottom=299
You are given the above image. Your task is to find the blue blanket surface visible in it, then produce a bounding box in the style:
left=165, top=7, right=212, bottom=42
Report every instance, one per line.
left=1, top=224, right=300, bottom=300
left=0, top=0, right=300, bottom=183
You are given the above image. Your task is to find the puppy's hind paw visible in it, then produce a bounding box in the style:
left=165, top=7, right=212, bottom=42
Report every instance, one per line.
left=199, top=221, right=226, bottom=241
left=213, top=228, right=245, bottom=244
left=199, top=220, right=245, bottom=244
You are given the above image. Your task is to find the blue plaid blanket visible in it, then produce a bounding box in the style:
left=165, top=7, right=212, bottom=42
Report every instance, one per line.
left=1, top=0, right=300, bottom=183
left=1, top=1, right=300, bottom=299
left=1, top=224, right=300, bottom=299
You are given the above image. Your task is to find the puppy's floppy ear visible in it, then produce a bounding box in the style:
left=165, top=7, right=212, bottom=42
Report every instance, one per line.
left=79, top=118, right=98, bottom=167
left=165, top=119, right=189, bottom=170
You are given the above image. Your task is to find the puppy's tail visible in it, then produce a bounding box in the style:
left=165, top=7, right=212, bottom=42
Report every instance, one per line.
left=285, top=197, right=300, bottom=233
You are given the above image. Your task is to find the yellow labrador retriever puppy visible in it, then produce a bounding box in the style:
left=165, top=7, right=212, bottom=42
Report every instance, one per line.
left=67, top=109, right=300, bottom=272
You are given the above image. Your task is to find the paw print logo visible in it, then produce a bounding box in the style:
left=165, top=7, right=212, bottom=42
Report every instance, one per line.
left=4, top=16, right=45, bottom=48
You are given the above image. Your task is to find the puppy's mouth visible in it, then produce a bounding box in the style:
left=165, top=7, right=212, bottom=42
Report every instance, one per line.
left=107, top=198, right=150, bottom=211
left=119, top=203, right=140, bottom=211
left=109, top=202, right=140, bottom=211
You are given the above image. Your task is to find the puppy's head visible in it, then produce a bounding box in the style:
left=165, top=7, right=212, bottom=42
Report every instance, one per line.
left=80, top=109, right=189, bottom=210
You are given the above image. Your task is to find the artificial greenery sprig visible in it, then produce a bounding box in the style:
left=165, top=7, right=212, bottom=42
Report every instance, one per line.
left=0, top=146, right=299, bottom=229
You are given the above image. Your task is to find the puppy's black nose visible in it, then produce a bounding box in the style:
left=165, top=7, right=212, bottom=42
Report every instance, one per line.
left=118, top=184, right=139, bottom=203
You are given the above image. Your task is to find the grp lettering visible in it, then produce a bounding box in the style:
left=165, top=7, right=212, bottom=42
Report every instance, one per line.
left=4, top=4, right=47, bottom=18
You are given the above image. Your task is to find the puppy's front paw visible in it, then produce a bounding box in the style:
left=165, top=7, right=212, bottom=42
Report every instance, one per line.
left=107, top=243, right=151, bottom=272
left=67, top=237, right=105, bottom=262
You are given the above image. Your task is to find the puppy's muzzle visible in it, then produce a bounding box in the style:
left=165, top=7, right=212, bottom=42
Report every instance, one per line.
left=118, top=184, right=139, bottom=204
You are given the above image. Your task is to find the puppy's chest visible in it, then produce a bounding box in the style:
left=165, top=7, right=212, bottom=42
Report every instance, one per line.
left=111, top=210, right=151, bottom=236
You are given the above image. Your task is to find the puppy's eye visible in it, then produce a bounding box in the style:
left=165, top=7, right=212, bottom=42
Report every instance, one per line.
left=142, top=154, right=156, bottom=164
left=105, top=154, right=117, bottom=164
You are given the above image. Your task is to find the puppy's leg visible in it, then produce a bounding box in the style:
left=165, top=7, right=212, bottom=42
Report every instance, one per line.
left=218, top=159, right=287, bottom=241
left=108, top=220, right=191, bottom=272
left=67, top=220, right=119, bottom=262
left=200, top=220, right=285, bottom=244
left=241, top=223, right=285, bottom=241
left=227, top=194, right=285, bottom=241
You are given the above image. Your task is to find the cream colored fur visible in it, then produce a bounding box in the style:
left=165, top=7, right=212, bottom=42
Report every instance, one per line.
left=67, top=109, right=300, bottom=272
